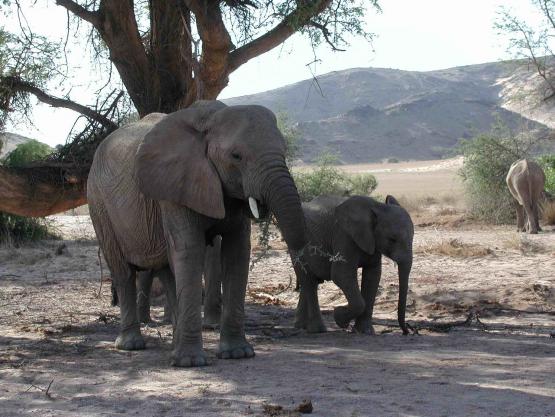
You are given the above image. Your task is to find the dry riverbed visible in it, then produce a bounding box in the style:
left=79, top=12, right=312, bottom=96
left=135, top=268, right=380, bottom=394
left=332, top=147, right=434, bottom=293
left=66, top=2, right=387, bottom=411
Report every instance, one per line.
left=0, top=212, right=554, bottom=417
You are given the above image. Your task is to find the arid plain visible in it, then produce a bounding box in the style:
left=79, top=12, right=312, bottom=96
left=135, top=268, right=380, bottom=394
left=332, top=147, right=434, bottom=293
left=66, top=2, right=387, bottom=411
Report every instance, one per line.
left=0, top=159, right=553, bottom=417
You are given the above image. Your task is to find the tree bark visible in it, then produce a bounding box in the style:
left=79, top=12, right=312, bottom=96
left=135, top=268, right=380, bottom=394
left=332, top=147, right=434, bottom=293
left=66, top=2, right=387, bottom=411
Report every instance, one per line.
left=0, top=167, right=86, bottom=217
left=0, top=0, right=343, bottom=218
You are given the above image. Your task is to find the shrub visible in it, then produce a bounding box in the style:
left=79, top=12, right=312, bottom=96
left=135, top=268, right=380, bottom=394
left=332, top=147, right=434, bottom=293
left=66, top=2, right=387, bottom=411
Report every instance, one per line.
left=538, top=154, right=555, bottom=195
left=276, top=111, right=300, bottom=166
left=459, top=127, right=533, bottom=224
left=0, top=140, right=56, bottom=245
left=2, top=139, right=53, bottom=167
left=293, top=153, right=377, bottom=202
left=387, top=157, right=399, bottom=163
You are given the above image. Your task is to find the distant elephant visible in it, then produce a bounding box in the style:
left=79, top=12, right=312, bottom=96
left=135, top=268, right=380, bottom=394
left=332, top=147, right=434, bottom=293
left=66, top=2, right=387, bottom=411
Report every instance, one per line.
left=506, top=159, right=546, bottom=234
left=87, top=100, right=306, bottom=367
left=293, top=195, right=414, bottom=335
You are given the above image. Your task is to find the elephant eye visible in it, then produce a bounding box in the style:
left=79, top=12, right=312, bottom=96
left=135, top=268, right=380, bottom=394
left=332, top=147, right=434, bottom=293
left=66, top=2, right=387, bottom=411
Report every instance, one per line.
left=231, top=151, right=242, bottom=161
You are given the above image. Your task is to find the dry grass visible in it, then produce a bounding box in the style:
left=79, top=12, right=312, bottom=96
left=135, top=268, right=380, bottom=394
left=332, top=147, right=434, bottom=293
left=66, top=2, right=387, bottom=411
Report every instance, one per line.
left=416, top=238, right=493, bottom=257
left=502, top=233, right=548, bottom=255
left=540, top=200, right=555, bottom=225
left=397, top=194, right=465, bottom=215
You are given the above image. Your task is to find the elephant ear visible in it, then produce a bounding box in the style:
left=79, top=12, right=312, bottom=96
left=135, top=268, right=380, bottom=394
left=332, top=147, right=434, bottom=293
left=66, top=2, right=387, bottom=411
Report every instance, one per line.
left=385, top=195, right=400, bottom=206
left=135, top=102, right=227, bottom=219
left=335, top=196, right=376, bottom=255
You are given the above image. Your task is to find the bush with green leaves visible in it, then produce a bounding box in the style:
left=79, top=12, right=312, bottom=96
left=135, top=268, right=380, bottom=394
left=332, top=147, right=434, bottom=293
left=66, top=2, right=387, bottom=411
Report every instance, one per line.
left=293, top=153, right=377, bottom=202
left=538, top=154, right=555, bottom=195
left=0, top=140, right=56, bottom=245
left=2, top=139, right=52, bottom=167
left=276, top=111, right=300, bottom=166
left=459, top=127, right=534, bottom=224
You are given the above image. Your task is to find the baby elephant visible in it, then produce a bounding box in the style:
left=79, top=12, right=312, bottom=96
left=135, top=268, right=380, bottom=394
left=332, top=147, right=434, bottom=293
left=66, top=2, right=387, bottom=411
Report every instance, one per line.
left=294, top=195, right=414, bottom=335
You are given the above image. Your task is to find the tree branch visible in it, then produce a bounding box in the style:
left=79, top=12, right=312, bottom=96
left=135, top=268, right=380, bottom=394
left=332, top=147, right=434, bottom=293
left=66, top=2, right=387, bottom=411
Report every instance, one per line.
left=229, top=0, right=333, bottom=72
left=308, top=20, right=345, bottom=52
left=0, top=165, right=86, bottom=216
left=1, top=75, right=118, bottom=130
left=55, top=0, right=100, bottom=27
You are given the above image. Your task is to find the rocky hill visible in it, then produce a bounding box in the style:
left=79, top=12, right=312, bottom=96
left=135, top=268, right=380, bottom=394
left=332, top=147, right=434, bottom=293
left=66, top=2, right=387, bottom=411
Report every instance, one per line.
left=225, top=61, right=554, bottom=163
left=0, top=132, right=33, bottom=157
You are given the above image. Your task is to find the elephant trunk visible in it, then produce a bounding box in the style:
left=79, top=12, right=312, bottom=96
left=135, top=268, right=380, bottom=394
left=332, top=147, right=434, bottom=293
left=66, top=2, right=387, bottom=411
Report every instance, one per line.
left=258, top=162, right=306, bottom=253
left=397, top=258, right=412, bottom=335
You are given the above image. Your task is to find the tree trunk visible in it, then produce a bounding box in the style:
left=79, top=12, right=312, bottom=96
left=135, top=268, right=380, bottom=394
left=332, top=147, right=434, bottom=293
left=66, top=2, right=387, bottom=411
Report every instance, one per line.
left=0, top=166, right=86, bottom=217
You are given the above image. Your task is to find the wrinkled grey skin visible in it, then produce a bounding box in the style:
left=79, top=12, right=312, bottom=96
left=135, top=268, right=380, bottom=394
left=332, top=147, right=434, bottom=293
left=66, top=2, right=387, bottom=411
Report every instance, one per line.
left=506, top=159, right=546, bottom=234
left=87, top=101, right=306, bottom=367
left=121, top=236, right=222, bottom=327
left=294, top=195, right=414, bottom=335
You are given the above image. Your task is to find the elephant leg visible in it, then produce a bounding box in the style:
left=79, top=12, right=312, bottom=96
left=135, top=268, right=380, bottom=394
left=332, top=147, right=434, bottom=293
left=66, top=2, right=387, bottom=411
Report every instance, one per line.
left=354, top=255, right=382, bottom=335
left=157, top=267, right=176, bottom=325
left=533, top=201, right=542, bottom=232
left=516, top=204, right=525, bottom=232
left=218, top=221, right=255, bottom=360
left=113, top=267, right=146, bottom=350
left=89, top=200, right=144, bottom=350
left=524, top=202, right=538, bottom=234
left=203, top=236, right=222, bottom=328
left=331, top=262, right=365, bottom=329
left=161, top=204, right=207, bottom=367
left=136, top=270, right=153, bottom=323
left=294, top=265, right=326, bottom=333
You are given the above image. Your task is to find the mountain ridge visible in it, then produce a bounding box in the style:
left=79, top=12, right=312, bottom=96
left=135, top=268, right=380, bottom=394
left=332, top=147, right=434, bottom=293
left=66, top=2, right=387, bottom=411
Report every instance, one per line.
left=225, top=60, right=554, bottom=163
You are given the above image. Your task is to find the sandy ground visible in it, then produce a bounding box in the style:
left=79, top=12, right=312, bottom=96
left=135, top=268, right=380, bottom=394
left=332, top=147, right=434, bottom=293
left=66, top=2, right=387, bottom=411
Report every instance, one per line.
left=0, top=206, right=554, bottom=417
left=1, top=159, right=554, bottom=417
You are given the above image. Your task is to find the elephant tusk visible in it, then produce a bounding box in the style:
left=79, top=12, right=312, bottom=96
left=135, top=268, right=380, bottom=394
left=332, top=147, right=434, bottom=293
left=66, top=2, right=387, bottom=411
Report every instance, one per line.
left=248, top=197, right=260, bottom=219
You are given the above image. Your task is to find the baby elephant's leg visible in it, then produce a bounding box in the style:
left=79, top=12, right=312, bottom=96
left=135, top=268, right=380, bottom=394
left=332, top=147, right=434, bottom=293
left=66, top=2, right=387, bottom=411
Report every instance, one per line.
left=294, top=267, right=326, bottom=333
left=136, top=270, right=154, bottom=323
left=331, top=263, right=365, bottom=329
left=354, top=255, right=382, bottom=334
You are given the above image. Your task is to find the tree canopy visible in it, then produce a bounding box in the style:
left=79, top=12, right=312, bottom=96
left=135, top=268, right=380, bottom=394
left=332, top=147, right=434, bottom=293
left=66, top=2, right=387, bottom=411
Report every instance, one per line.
left=0, top=0, right=380, bottom=217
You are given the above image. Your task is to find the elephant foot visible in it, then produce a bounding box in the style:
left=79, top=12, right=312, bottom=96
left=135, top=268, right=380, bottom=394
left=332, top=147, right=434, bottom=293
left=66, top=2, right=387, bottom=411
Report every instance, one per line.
left=306, top=320, right=327, bottom=334
left=218, top=336, right=255, bottom=360
left=115, top=328, right=145, bottom=350
left=171, top=346, right=208, bottom=367
left=294, top=313, right=307, bottom=330
left=353, top=319, right=375, bottom=335
left=334, top=306, right=354, bottom=329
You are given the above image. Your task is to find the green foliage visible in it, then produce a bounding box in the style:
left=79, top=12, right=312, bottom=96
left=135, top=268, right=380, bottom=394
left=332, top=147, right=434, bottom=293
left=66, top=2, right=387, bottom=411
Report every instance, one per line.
left=0, top=212, right=53, bottom=245
left=0, top=140, right=56, bottom=244
left=276, top=111, right=300, bottom=166
left=294, top=152, right=377, bottom=202
left=538, top=154, right=555, bottom=194
left=3, top=139, right=52, bottom=167
left=0, top=26, right=61, bottom=127
left=459, top=127, right=533, bottom=223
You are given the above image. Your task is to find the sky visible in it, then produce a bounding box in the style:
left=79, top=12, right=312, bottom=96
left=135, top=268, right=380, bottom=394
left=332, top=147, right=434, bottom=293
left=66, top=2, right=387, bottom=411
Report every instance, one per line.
left=2, top=0, right=545, bottom=146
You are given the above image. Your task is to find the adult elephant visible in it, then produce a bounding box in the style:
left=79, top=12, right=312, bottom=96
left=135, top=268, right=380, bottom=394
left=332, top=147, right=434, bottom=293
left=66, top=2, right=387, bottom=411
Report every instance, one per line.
left=87, top=100, right=306, bottom=367
left=293, top=195, right=414, bottom=335
left=506, top=159, right=546, bottom=234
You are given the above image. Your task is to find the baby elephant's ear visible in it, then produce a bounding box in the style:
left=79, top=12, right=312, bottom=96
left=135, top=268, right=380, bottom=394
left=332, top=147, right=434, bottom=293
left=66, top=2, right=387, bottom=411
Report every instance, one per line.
left=135, top=105, right=225, bottom=219
left=385, top=195, right=400, bottom=206
left=335, top=196, right=376, bottom=255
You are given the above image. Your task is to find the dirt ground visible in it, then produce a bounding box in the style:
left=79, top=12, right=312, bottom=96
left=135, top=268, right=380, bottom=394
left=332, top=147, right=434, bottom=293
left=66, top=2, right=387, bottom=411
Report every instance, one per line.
left=1, top=163, right=554, bottom=417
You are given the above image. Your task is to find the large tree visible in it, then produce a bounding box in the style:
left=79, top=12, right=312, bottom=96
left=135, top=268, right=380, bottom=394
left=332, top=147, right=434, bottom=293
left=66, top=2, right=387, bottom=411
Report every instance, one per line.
left=496, top=0, right=555, bottom=101
left=0, top=0, right=378, bottom=216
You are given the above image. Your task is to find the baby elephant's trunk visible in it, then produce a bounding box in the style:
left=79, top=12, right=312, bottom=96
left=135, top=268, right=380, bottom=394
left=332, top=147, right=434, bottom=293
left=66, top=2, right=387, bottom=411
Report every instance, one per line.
left=397, top=259, right=412, bottom=335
